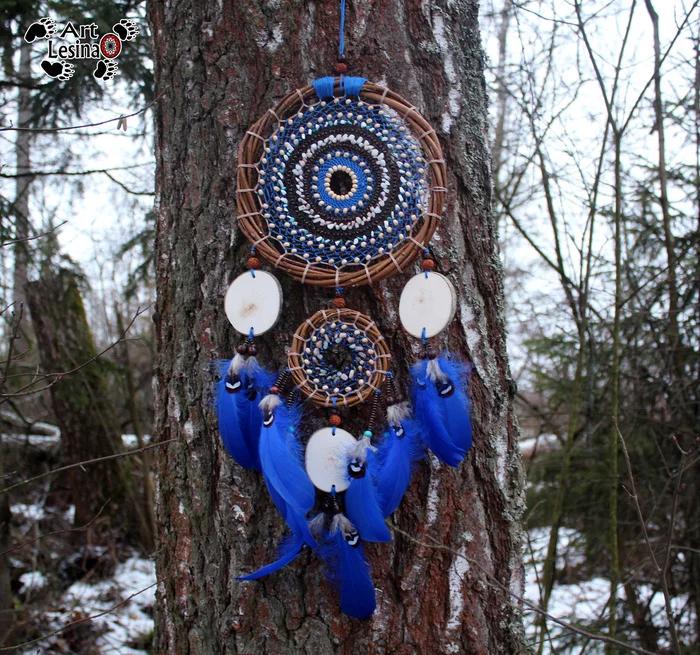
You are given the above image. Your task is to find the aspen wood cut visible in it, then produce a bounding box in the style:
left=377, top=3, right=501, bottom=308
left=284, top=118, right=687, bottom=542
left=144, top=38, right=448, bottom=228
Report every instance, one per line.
left=147, top=0, right=526, bottom=652
left=223, top=270, right=283, bottom=336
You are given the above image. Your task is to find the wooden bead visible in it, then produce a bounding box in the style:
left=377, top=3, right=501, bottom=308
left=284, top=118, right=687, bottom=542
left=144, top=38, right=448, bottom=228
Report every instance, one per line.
left=236, top=343, right=249, bottom=355
left=332, top=297, right=346, bottom=308
left=247, top=344, right=258, bottom=356
left=336, top=62, right=347, bottom=74
left=329, top=414, right=342, bottom=427
left=427, top=347, right=438, bottom=360
left=422, top=258, right=435, bottom=271
left=269, top=385, right=280, bottom=395
left=248, top=256, right=260, bottom=269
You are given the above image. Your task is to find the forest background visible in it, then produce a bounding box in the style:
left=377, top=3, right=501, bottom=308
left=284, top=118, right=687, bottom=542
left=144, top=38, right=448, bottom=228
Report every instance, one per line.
left=0, top=0, right=698, bottom=653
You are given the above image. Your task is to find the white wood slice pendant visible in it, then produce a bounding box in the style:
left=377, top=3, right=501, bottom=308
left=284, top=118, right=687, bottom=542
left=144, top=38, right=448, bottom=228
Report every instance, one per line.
left=224, top=270, right=282, bottom=336
left=305, top=427, right=356, bottom=492
left=398, top=271, right=456, bottom=338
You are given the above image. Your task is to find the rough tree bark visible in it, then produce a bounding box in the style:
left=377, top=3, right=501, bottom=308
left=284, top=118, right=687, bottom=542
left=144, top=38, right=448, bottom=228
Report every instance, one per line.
left=148, top=1, right=526, bottom=653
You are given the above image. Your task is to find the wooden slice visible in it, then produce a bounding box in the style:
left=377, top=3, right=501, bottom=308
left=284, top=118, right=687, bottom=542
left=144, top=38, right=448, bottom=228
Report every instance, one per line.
left=223, top=270, right=282, bottom=336
left=399, top=271, right=457, bottom=339
left=305, top=427, right=357, bottom=493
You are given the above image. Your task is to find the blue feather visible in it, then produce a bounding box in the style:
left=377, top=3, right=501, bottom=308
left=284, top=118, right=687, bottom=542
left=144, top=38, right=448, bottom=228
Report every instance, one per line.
left=323, top=530, right=376, bottom=620
left=344, top=451, right=391, bottom=542
left=259, top=403, right=316, bottom=514
left=376, top=421, right=423, bottom=517
left=432, top=357, right=473, bottom=453
left=236, top=365, right=276, bottom=471
left=411, top=357, right=472, bottom=467
left=236, top=534, right=303, bottom=580
left=266, top=485, right=318, bottom=551
left=215, top=360, right=257, bottom=469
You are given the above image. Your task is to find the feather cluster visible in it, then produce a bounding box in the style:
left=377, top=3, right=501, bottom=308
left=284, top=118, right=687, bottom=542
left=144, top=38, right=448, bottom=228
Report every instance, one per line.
left=215, top=351, right=473, bottom=620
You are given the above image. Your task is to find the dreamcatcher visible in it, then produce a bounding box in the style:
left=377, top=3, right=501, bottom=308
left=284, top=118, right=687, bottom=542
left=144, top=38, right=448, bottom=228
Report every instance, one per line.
left=216, top=0, right=472, bottom=620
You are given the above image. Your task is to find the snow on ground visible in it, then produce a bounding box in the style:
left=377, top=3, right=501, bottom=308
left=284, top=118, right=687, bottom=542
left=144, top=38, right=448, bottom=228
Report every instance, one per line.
left=10, top=503, right=47, bottom=523
left=524, top=527, right=615, bottom=653
left=29, top=556, right=156, bottom=655
left=19, top=571, right=48, bottom=593
left=523, top=526, right=696, bottom=653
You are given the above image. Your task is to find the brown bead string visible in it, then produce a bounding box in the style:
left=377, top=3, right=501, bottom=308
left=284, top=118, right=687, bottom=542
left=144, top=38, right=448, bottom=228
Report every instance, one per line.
left=271, top=368, right=292, bottom=397
left=366, top=389, right=383, bottom=437
left=384, top=373, right=405, bottom=407
left=286, top=387, right=300, bottom=408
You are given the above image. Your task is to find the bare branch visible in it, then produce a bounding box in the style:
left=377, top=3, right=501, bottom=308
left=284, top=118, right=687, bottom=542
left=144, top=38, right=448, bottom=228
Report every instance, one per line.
left=0, top=86, right=169, bottom=134
left=0, top=438, right=178, bottom=497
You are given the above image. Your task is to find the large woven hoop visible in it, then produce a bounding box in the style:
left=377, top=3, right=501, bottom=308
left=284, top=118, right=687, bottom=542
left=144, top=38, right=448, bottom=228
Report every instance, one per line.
left=237, top=79, right=446, bottom=288
left=288, top=308, right=390, bottom=408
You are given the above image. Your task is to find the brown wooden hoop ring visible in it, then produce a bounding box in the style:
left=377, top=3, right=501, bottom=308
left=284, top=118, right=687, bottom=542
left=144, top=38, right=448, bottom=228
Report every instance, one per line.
left=236, top=79, right=446, bottom=288
left=288, top=308, right=391, bottom=408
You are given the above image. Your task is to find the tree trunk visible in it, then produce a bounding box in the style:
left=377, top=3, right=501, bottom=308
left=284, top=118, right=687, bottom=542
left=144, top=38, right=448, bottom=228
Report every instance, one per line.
left=13, top=40, right=32, bottom=311
left=26, top=271, right=150, bottom=545
left=147, top=1, right=526, bottom=653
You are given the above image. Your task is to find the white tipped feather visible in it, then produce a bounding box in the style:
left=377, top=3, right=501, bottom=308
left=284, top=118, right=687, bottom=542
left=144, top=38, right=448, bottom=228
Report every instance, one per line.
left=259, top=393, right=282, bottom=413
left=426, top=358, right=447, bottom=382
left=347, top=435, right=375, bottom=462
left=228, top=352, right=246, bottom=376
left=309, top=513, right=325, bottom=537
left=330, top=513, right=355, bottom=537
left=386, top=400, right=411, bottom=426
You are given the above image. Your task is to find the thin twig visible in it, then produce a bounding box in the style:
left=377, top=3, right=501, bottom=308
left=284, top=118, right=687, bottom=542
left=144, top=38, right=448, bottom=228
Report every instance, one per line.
left=615, top=420, right=682, bottom=655
left=388, top=521, right=659, bottom=655
left=0, top=306, right=149, bottom=401
left=0, top=222, right=68, bottom=248
left=0, top=501, right=110, bottom=557
left=0, top=438, right=178, bottom=496
left=0, top=86, right=169, bottom=134
left=0, top=580, right=159, bottom=651
left=0, top=304, right=23, bottom=399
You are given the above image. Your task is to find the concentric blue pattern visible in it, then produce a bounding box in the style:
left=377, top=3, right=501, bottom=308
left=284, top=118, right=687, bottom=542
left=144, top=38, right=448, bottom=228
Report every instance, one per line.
left=301, top=317, right=383, bottom=401
left=256, top=96, right=428, bottom=270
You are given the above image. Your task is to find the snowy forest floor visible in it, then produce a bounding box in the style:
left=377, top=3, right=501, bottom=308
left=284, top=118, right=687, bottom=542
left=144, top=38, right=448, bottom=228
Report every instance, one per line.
left=4, top=428, right=695, bottom=653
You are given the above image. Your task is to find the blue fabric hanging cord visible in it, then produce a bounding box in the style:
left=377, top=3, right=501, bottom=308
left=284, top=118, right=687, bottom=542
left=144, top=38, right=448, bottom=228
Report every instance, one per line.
left=339, top=0, right=346, bottom=57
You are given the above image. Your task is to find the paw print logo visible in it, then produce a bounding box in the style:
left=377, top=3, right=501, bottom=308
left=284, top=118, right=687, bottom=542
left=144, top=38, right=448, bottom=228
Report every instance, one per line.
left=24, top=17, right=57, bottom=42
left=93, top=60, right=118, bottom=81
left=40, top=60, right=74, bottom=81
left=112, top=19, right=139, bottom=41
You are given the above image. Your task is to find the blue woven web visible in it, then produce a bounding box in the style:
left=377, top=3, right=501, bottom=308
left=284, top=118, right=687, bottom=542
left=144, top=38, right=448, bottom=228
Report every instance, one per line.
left=256, top=96, right=428, bottom=270
left=300, top=315, right=382, bottom=402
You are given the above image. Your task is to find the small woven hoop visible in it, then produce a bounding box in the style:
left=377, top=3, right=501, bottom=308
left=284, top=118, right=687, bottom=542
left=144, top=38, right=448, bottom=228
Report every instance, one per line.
left=288, top=308, right=391, bottom=408
left=237, top=79, right=446, bottom=288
